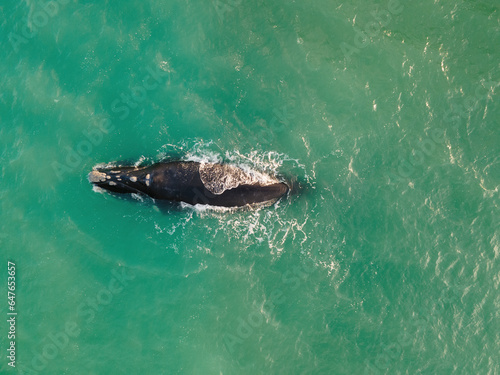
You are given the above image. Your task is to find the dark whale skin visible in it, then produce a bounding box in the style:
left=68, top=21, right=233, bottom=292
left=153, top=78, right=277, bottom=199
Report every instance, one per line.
left=88, top=161, right=289, bottom=207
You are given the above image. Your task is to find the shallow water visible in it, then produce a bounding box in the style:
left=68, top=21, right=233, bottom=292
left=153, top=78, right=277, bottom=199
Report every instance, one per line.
left=1, top=0, right=499, bottom=374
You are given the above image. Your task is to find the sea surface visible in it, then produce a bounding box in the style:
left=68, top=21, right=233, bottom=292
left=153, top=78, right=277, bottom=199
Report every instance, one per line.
left=1, top=1, right=499, bottom=374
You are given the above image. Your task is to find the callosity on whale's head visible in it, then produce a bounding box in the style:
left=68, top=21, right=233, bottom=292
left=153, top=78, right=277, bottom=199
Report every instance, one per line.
left=88, top=166, right=153, bottom=195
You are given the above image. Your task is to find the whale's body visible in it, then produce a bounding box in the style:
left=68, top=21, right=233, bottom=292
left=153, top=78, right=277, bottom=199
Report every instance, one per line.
left=88, top=161, right=289, bottom=207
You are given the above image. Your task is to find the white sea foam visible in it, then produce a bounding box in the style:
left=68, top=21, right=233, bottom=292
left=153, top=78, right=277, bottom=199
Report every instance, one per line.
left=91, top=185, right=107, bottom=194
left=92, top=161, right=118, bottom=170
left=198, top=163, right=280, bottom=195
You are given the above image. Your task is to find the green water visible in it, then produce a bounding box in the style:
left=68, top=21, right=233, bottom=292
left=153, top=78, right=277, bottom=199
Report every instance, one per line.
left=1, top=0, right=499, bottom=374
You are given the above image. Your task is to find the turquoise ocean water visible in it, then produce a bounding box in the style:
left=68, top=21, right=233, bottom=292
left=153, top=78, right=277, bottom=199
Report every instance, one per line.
left=1, top=1, right=499, bottom=374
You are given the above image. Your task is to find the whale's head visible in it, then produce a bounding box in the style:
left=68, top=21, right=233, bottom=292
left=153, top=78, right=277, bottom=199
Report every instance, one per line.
left=88, top=166, right=152, bottom=196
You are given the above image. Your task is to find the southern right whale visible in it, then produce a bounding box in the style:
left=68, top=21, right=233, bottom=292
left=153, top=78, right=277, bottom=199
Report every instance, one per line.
left=88, top=161, right=289, bottom=208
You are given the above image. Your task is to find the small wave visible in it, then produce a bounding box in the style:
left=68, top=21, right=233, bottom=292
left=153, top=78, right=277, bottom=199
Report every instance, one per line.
left=92, top=161, right=118, bottom=170
left=91, top=185, right=107, bottom=194
left=134, top=155, right=148, bottom=167
left=131, top=193, right=145, bottom=202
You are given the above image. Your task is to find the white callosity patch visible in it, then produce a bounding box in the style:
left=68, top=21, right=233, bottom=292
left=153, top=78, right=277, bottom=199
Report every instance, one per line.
left=198, top=163, right=279, bottom=195
left=88, top=170, right=107, bottom=183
